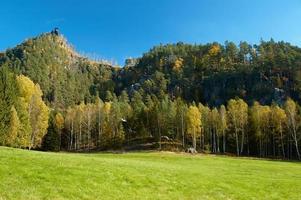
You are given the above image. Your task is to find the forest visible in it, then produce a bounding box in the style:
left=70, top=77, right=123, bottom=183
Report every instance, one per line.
left=1, top=31, right=301, bottom=160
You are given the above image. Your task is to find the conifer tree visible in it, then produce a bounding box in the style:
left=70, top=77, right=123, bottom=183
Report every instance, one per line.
left=0, top=66, right=18, bottom=144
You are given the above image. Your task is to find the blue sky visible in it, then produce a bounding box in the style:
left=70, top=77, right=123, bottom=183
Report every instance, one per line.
left=0, top=0, right=301, bottom=65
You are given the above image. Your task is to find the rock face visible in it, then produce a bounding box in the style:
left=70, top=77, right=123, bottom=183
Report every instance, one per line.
left=51, top=27, right=59, bottom=36
left=125, top=58, right=139, bottom=68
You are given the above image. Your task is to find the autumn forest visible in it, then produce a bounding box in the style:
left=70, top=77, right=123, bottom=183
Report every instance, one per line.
left=1, top=31, right=301, bottom=160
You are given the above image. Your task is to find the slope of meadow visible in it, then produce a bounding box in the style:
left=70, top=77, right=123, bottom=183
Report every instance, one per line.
left=0, top=147, right=300, bottom=200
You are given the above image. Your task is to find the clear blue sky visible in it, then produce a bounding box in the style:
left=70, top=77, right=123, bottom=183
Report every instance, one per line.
left=1, top=0, right=301, bottom=65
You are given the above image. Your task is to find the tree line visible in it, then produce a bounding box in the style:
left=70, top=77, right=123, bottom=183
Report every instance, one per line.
left=1, top=64, right=301, bottom=159
left=41, top=89, right=300, bottom=160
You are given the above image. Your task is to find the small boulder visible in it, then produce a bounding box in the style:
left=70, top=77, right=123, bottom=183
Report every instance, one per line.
left=186, top=147, right=197, bottom=154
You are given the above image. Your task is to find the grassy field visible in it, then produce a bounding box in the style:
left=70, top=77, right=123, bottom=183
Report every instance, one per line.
left=0, top=147, right=300, bottom=200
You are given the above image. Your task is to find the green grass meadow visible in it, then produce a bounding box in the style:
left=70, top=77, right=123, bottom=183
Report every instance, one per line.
left=0, top=147, right=300, bottom=200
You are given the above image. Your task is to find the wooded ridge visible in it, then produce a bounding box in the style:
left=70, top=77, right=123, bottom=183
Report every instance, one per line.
left=1, top=30, right=301, bottom=159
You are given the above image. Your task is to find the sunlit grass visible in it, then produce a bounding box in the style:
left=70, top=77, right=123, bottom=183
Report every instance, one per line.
left=0, top=147, right=300, bottom=199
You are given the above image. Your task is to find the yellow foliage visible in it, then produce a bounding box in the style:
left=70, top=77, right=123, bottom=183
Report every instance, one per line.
left=270, top=104, right=286, bottom=135
left=17, top=75, right=36, bottom=103
left=227, top=98, right=248, bottom=130
left=103, top=102, right=111, bottom=115
left=55, top=113, right=65, bottom=130
left=172, top=58, right=184, bottom=72
left=6, top=106, right=20, bottom=147
left=186, top=105, right=202, bottom=137
left=209, top=44, right=221, bottom=56
left=16, top=75, right=49, bottom=149
left=219, top=105, right=227, bottom=132
left=186, top=105, right=202, bottom=149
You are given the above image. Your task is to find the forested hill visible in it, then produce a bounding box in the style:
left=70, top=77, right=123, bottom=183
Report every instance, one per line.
left=1, top=31, right=301, bottom=107
left=1, top=30, right=301, bottom=159
left=0, top=31, right=118, bottom=109
left=118, top=41, right=301, bottom=106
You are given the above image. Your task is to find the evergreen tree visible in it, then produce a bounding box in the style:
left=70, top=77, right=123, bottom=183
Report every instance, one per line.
left=42, top=112, right=60, bottom=151
left=0, top=66, right=18, bottom=144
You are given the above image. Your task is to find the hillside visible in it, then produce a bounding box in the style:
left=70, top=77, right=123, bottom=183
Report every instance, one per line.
left=0, top=147, right=300, bottom=200
left=118, top=41, right=301, bottom=105
left=1, top=31, right=301, bottom=159
left=0, top=31, right=118, bottom=108
left=2, top=32, right=301, bottom=108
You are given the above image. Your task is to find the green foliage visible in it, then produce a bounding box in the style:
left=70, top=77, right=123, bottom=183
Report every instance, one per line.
left=0, top=33, right=115, bottom=108
left=0, top=66, right=19, bottom=143
left=1, top=32, right=301, bottom=159
left=117, top=40, right=301, bottom=105
left=42, top=112, right=61, bottom=151
left=2, top=33, right=301, bottom=108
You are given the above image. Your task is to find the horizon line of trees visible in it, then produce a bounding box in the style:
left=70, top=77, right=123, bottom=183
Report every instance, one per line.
left=41, top=89, right=301, bottom=160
